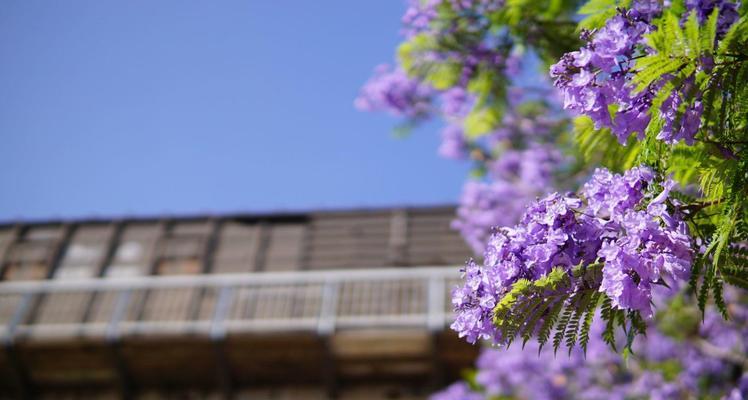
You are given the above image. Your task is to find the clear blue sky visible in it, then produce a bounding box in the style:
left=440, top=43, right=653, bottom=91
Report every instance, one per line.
left=0, top=1, right=469, bottom=222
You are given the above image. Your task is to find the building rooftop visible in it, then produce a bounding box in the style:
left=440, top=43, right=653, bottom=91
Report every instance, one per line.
left=0, top=206, right=477, bottom=399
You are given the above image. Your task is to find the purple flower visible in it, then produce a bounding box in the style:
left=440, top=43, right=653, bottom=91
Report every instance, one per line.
left=401, top=0, right=440, bottom=38
left=354, top=64, right=434, bottom=119
left=439, top=289, right=748, bottom=399
left=439, top=124, right=470, bottom=160
left=452, top=166, right=694, bottom=342
left=450, top=260, right=503, bottom=343
left=430, top=382, right=483, bottom=400
left=550, top=1, right=739, bottom=145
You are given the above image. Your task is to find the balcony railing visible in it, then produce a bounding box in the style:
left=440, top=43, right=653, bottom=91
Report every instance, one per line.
left=0, top=266, right=462, bottom=343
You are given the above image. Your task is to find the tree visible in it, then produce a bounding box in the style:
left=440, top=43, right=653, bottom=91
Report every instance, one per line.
left=357, top=0, right=748, bottom=397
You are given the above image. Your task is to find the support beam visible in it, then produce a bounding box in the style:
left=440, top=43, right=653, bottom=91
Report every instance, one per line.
left=3, top=345, right=33, bottom=399
left=321, top=335, right=338, bottom=399
left=189, top=218, right=222, bottom=320
left=106, top=289, right=135, bottom=399
left=44, top=223, right=75, bottom=280
left=212, top=340, right=233, bottom=400
left=0, top=225, right=23, bottom=280
left=108, top=341, right=134, bottom=400
left=3, top=292, right=35, bottom=399
left=95, top=221, right=125, bottom=278
left=317, top=280, right=340, bottom=398
left=428, top=333, right=446, bottom=390
left=210, top=285, right=235, bottom=399
left=81, top=221, right=125, bottom=324
left=132, top=220, right=169, bottom=321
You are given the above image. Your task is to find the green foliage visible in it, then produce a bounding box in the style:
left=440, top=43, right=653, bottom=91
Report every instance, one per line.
left=492, top=264, right=643, bottom=354
left=492, top=3, right=748, bottom=353
left=573, top=116, right=641, bottom=172
left=643, top=360, right=684, bottom=382
left=397, top=0, right=583, bottom=138
left=655, top=294, right=701, bottom=340
left=496, top=1, right=582, bottom=64
left=393, top=0, right=748, bottom=354
left=464, top=107, right=502, bottom=138
left=577, top=0, right=630, bottom=30
left=611, top=7, right=748, bottom=320
left=398, top=34, right=460, bottom=90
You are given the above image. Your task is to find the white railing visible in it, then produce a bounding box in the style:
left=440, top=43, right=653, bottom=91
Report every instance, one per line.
left=0, top=266, right=461, bottom=343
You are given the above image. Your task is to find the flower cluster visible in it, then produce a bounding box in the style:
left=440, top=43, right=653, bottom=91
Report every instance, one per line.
left=550, top=1, right=661, bottom=143
left=451, top=144, right=565, bottom=254
left=435, top=296, right=748, bottom=399
left=401, top=0, right=440, bottom=38
left=451, top=152, right=557, bottom=254
left=359, top=0, right=573, bottom=261
left=451, top=96, right=567, bottom=253
left=437, top=87, right=475, bottom=160
left=451, top=166, right=693, bottom=343
left=550, top=0, right=739, bottom=145
left=583, top=168, right=692, bottom=314
left=354, top=64, right=434, bottom=119
left=450, top=259, right=502, bottom=344
left=359, top=0, right=519, bottom=139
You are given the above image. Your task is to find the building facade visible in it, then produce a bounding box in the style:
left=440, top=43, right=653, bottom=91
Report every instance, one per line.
left=0, top=206, right=478, bottom=399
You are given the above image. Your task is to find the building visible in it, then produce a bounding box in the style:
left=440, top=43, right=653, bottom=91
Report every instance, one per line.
left=0, top=206, right=479, bottom=399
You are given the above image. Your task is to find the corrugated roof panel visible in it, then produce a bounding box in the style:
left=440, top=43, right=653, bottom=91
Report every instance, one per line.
left=213, top=222, right=260, bottom=273
left=263, top=223, right=305, bottom=272
left=306, top=213, right=392, bottom=270
left=104, top=223, right=161, bottom=278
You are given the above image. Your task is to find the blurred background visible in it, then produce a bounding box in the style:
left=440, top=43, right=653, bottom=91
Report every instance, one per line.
left=0, top=2, right=478, bottom=399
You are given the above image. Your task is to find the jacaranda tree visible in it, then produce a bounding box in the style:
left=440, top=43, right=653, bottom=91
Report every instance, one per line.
left=357, top=0, right=748, bottom=398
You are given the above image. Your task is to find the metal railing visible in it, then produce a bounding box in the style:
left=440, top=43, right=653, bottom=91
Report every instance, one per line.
left=0, top=266, right=461, bottom=343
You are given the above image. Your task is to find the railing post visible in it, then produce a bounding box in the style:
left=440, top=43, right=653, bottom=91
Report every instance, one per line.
left=317, top=280, right=339, bottom=336
left=210, top=285, right=235, bottom=399
left=3, top=292, right=35, bottom=346
left=3, top=292, right=36, bottom=398
left=106, top=289, right=132, bottom=342
left=210, top=285, right=235, bottom=340
left=427, top=276, right=446, bottom=332
left=105, top=289, right=135, bottom=399
left=317, top=279, right=340, bottom=399
left=427, top=275, right=448, bottom=390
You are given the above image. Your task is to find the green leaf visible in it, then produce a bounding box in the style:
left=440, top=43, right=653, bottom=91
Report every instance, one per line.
left=683, top=10, right=700, bottom=58
left=464, top=107, right=501, bottom=138
left=425, top=63, right=461, bottom=90
left=577, top=0, right=630, bottom=30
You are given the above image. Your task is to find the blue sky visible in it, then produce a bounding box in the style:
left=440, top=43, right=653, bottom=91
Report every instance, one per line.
left=0, top=1, right=469, bottom=221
